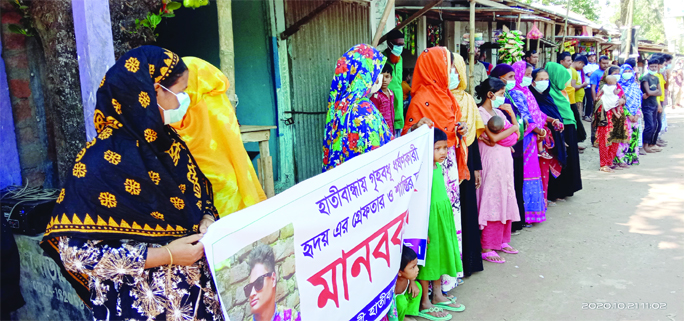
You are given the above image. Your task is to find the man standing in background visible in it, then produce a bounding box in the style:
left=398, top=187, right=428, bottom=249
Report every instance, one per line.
left=524, top=50, right=539, bottom=67
left=583, top=52, right=599, bottom=121
left=384, top=30, right=406, bottom=137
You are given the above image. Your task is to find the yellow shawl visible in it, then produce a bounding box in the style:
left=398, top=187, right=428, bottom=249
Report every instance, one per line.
left=450, top=54, right=485, bottom=146
left=172, top=57, right=267, bottom=217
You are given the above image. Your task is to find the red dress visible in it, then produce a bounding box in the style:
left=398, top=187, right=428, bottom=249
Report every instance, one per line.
left=370, top=89, right=395, bottom=133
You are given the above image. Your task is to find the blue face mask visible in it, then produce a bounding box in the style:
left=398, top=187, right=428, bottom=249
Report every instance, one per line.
left=391, top=44, right=404, bottom=57
left=533, top=80, right=549, bottom=92
left=660, top=66, right=667, bottom=73
left=492, top=95, right=505, bottom=108
left=158, top=85, right=191, bottom=125
left=621, top=72, right=634, bottom=80
left=521, top=76, right=533, bottom=87
left=449, top=70, right=460, bottom=90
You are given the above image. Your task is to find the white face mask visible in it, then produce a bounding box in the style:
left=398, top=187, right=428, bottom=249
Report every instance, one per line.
left=449, top=70, right=460, bottom=90
left=521, top=76, right=533, bottom=87
left=491, top=95, right=505, bottom=108
left=158, top=84, right=191, bottom=125
left=601, top=85, right=619, bottom=111
left=370, top=75, right=383, bottom=94
left=533, top=80, right=550, bottom=92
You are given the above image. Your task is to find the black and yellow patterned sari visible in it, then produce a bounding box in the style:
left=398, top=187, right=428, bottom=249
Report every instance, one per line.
left=41, top=46, right=222, bottom=320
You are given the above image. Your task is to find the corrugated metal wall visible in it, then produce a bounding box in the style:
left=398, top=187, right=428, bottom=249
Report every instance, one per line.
left=285, top=0, right=370, bottom=182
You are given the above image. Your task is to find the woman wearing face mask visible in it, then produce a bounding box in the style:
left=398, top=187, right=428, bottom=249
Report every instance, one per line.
left=489, top=63, right=527, bottom=232
left=475, top=77, right=521, bottom=263
left=403, top=47, right=465, bottom=279
left=323, top=44, right=392, bottom=171
left=593, top=67, right=628, bottom=172
left=170, top=57, right=267, bottom=218
left=510, top=61, right=547, bottom=225
left=614, top=64, right=642, bottom=166
left=529, top=68, right=566, bottom=206
left=545, top=62, right=583, bottom=201
left=41, top=46, right=223, bottom=320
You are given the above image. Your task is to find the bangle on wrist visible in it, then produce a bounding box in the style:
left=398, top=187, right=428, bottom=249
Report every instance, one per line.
left=165, top=246, right=173, bottom=265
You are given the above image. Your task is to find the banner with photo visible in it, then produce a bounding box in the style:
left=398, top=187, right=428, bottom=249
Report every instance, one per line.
left=202, top=126, right=434, bottom=321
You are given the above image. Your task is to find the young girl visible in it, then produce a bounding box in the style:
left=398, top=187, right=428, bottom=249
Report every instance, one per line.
left=594, top=69, right=629, bottom=172
left=417, top=128, right=465, bottom=315
left=475, top=78, right=521, bottom=263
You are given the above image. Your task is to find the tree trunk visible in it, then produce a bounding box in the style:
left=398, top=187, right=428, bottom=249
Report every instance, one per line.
left=108, top=0, right=159, bottom=60
left=29, top=0, right=86, bottom=186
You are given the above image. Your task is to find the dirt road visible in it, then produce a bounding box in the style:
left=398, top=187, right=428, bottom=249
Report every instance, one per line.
left=425, top=109, right=684, bottom=321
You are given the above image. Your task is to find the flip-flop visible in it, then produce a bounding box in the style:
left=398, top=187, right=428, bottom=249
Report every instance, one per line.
left=434, top=301, right=466, bottom=312
left=439, top=294, right=457, bottom=303
left=418, top=307, right=452, bottom=321
left=501, top=243, right=518, bottom=254
left=482, top=251, right=505, bottom=263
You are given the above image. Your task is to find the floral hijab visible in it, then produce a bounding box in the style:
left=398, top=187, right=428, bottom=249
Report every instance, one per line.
left=512, top=61, right=546, bottom=134
left=322, top=44, right=392, bottom=172
left=618, top=64, right=641, bottom=115
left=41, top=46, right=219, bottom=304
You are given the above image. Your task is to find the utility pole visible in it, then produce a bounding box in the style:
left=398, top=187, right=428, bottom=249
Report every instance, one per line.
left=624, top=0, right=634, bottom=58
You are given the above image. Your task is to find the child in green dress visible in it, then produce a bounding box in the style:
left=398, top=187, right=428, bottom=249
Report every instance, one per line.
left=417, top=128, right=465, bottom=315
left=385, top=246, right=452, bottom=321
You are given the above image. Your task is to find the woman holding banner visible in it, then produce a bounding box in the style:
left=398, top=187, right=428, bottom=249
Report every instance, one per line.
left=322, top=44, right=431, bottom=172
left=40, top=46, right=222, bottom=320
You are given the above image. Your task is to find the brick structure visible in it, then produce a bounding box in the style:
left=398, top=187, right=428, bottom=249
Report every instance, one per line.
left=1, top=1, right=55, bottom=187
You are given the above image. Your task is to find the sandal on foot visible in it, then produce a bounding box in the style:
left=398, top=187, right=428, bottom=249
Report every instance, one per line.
left=599, top=166, right=614, bottom=173
left=501, top=243, right=519, bottom=254
left=418, top=307, right=452, bottom=321
left=482, top=251, right=505, bottom=263
left=439, top=294, right=458, bottom=303
left=434, top=301, right=466, bottom=312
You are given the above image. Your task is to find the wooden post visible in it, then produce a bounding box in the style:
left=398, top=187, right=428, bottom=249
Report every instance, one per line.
left=417, top=16, right=427, bottom=53
left=216, top=0, right=237, bottom=106
left=372, top=0, right=395, bottom=47
left=378, top=0, right=442, bottom=44
left=561, top=0, right=570, bottom=52
left=469, top=0, right=475, bottom=95
left=624, top=0, right=634, bottom=58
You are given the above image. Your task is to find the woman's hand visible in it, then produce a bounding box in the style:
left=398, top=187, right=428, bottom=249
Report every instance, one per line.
left=456, top=122, right=467, bottom=136
left=165, top=234, right=205, bottom=266
left=199, top=215, right=215, bottom=234
left=408, top=280, right=420, bottom=298
left=474, top=170, right=481, bottom=189
left=498, top=103, right=514, bottom=116
left=629, top=115, right=637, bottom=122
left=410, top=117, right=434, bottom=131
left=479, top=134, right=495, bottom=147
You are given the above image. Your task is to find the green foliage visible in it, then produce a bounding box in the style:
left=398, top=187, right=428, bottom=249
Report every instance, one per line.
left=519, top=0, right=600, bottom=22
left=133, top=1, right=182, bottom=35
left=610, top=0, right=665, bottom=45
left=183, top=0, right=210, bottom=9
left=6, top=0, right=34, bottom=37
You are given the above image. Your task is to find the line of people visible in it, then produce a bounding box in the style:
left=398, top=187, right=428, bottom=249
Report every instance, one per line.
left=322, top=37, right=590, bottom=319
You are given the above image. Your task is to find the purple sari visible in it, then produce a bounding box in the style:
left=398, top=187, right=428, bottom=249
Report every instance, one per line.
left=510, top=61, right=547, bottom=223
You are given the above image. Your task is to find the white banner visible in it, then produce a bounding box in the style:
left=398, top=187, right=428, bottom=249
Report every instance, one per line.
left=202, top=126, right=434, bottom=321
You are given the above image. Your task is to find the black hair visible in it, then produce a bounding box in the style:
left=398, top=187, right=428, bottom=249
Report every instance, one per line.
left=523, top=50, right=537, bottom=58
left=159, top=58, right=188, bottom=88
left=599, top=55, right=610, bottom=62
left=588, top=52, right=596, bottom=57
left=475, top=77, right=506, bottom=102
left=648, top=58, right=660, bottom=65
left=526, top=63, right=534, bottom=69
left=662, top=54, right=673, bottom=61
left=574, top=55, right=588, bottom=65
left=558, top=52, right=572, bottom=63
left=571, top=53, right=578, bottom=61
left=607, top=66, right=620, bottom=76
left=531, top=68, right=548, bottom=80
left=386, top=29, right=404, bottom=42
left=625, top=58, right=637, bottom=68
left=382, top=64, right=393, bottom=74
left=400, top=245, right=417, bottom=271
left=247, top=243, right=276, bottom=273
left=434, top=127, right=447, bottom=143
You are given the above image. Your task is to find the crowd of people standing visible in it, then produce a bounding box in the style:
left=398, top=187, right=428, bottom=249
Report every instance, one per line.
left=36, top=29, right=679, bottom=320
left=321, top=31, right=678, bottom=321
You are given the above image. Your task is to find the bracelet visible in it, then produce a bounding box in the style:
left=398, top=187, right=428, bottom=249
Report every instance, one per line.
left=165, top=247, right=173, bottom=265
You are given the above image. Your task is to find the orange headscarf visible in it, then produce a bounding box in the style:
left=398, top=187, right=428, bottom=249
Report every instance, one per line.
left=172, top=57, right=267, bottom=218
left=402, top=47, right=469, bottom=181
